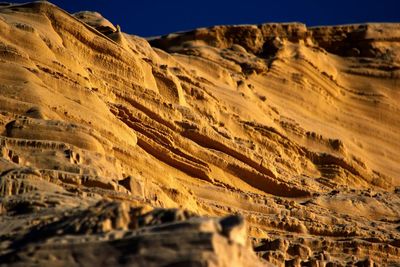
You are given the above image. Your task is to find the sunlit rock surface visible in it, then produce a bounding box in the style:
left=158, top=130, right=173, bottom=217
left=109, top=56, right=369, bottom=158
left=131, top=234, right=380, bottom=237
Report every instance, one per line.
left=0, top=2, right=399, bottom=266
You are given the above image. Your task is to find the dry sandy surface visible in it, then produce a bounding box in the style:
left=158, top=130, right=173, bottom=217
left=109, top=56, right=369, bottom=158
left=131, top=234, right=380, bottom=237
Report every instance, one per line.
left=0, top=2, right=399, bottom=266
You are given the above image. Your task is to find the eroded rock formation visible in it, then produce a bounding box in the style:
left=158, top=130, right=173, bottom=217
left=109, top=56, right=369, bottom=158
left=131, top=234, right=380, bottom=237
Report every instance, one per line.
left=0, top=2, right=399, bottom=266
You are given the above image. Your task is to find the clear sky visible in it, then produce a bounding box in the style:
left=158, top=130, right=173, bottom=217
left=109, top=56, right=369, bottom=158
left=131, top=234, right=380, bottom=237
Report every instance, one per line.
left=9, top=0, right=400, bottom=37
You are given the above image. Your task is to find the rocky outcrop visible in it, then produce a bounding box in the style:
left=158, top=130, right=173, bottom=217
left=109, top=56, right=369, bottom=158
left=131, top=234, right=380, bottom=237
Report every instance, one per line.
left=0, top=2, right=399, bottom=266
left=0, top=200, right=268, bottom=267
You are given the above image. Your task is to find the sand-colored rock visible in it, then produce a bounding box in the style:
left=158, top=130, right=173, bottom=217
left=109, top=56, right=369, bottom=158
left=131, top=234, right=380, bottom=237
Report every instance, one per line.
left=0, top=2, right=399, bottom=266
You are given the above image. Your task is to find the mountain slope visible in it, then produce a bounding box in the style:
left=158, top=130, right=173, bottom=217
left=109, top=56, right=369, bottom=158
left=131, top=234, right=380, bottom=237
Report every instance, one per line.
left=0, top=2, right=399, bottom=266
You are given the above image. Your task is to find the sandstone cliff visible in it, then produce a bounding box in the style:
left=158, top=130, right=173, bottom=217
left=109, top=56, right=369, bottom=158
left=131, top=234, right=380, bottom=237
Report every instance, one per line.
left=0, top=2, right=399, bottom=266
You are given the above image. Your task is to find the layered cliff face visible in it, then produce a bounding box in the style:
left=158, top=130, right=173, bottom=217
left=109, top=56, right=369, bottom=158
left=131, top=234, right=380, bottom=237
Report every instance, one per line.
left=0, top=2, right=399, bottom=266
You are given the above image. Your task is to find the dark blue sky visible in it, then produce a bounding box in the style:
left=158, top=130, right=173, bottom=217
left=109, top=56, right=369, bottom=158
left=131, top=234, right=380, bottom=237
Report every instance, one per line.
left=10, top=0, right=400, bottom=37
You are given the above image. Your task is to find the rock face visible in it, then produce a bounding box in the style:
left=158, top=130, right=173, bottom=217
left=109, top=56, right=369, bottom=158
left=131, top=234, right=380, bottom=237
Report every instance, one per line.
left=0, top=201, right=267, bottom=267
left=0, top=2, right=399, bottom=266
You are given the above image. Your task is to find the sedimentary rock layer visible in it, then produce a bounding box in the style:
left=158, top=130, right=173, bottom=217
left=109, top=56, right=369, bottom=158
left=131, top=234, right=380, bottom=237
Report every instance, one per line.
left=0, top=2, right=399, bottom=266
